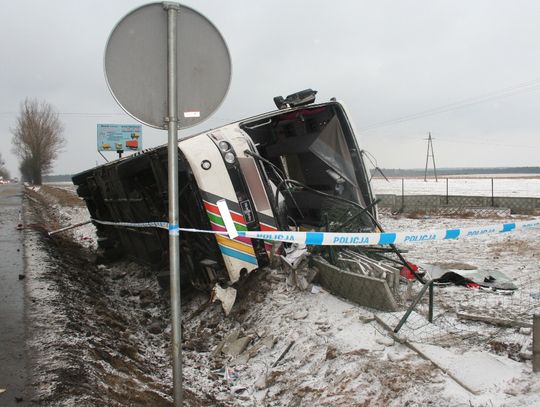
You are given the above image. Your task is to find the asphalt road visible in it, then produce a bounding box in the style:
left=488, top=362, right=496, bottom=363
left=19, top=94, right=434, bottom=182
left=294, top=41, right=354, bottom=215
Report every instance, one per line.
left=0, top=183, right=29, bottom=405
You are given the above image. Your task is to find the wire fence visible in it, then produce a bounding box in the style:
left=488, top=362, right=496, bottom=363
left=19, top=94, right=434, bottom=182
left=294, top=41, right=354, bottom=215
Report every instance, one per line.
left=372, top=177, right=540, bottom=215
left=375, top=274, right=540, bottom=362
left=371, top=177, right=540, bottom=199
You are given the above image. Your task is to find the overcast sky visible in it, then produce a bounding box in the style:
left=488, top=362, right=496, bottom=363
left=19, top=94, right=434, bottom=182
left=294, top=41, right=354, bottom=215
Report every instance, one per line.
left=1, top=0, right=540, bottom=176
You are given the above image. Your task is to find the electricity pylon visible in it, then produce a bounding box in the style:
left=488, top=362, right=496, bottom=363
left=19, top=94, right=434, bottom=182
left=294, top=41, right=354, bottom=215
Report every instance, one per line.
left=424, top=132, right=438, bottom=182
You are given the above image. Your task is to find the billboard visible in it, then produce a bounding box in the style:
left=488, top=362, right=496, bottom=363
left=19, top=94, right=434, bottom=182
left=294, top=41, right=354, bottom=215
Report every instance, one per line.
left=97, top=124, right=142, bottom=152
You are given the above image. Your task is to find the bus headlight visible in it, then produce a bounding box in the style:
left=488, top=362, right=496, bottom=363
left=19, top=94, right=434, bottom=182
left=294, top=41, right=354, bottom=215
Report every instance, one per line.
left=224, top=152, right=235, bottom=164
left=218, top=141, right=231, bottom=152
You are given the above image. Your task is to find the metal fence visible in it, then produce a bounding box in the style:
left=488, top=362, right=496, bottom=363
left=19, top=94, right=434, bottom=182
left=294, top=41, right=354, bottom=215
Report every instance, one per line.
left=372, top=177, right=540, bottom=200
left=376, top=194, right=540, bottom=215
left=375, top=275, right=540, bottom=364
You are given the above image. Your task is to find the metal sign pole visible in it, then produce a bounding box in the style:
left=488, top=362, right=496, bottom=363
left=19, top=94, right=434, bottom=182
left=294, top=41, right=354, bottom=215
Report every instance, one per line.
left=165, top=3, right=183, bottom=406
left=104, top=5, right=230, bottom=402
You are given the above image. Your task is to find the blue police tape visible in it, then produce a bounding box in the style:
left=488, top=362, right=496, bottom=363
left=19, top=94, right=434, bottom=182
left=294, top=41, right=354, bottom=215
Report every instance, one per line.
left=91, top=218, right=540, bottom=246
left=168, top=224, right=180, bottom=236
left=237, top=219, right=540, bottom=245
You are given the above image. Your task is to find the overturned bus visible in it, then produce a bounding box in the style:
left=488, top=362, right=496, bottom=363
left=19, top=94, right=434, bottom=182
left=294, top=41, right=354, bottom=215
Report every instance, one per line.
left=73, top=90, right=410, bottom=297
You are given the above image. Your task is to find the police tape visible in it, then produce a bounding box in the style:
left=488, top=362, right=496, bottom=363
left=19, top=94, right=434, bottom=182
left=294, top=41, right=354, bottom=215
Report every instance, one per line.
left=92, top=219, right=169, bottom=229
left=91, top=219, right=227, bottom=236
left=238, top=219, right=540, bottom=245
left=90, top=218, right=540, bottom=246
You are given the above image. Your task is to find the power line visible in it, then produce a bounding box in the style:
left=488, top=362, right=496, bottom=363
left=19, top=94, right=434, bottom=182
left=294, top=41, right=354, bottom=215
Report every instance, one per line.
left=58, top=112, right=128, bottom=116
left=0, top=111, right=128, bottom=117
left=362, top=79, right=540, bottom=130
left=436, top=136, right=540, bottom=150
left=360, top=77, right=540, bottom=132
left=363, top=133, right=540, bottom=149
left=391, top=132, right=540, bottom=149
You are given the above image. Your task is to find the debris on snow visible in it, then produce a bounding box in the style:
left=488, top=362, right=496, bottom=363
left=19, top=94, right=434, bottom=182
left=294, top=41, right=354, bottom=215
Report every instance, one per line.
left=211, top=284, right=237, bottom=316
left=21, top=183, right=540, bottom=406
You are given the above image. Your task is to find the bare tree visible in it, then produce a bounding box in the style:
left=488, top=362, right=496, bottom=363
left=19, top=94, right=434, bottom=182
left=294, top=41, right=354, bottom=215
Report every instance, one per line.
left=19, top=157, right=32, bottom=183
left=0, top=152, right=10, bottom=179
left=11, top=98, right=65, bottom=185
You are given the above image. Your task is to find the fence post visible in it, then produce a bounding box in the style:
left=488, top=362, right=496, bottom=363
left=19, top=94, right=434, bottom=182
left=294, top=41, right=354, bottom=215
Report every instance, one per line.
left=428, top=282, right=434, bottom=323
left=491, top=178, right=494, bottom=207
left=446, top=178, right=449, bottom=205
left=395, top=280, right=435, bottom=333
left=401, top=178, right=405, bottom=209
left=534, top=314, right=540, bottom=372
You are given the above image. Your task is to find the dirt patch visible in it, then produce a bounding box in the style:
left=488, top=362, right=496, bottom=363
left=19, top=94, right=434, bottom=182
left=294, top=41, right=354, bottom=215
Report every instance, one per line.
left=489, top=341, right=524, bottom=362
left=23, top=186, right=240, bottom=406
left=40, top=185, right=85, bottom=207
left=24, top=187, right=63, bottom=230
left=401, top=209, right=512, bottom=220
left=430, top=261, right=477, bottom=270
left=403, top=210, right=428, bottom=219
left=488, top=236, right=540, bottom=257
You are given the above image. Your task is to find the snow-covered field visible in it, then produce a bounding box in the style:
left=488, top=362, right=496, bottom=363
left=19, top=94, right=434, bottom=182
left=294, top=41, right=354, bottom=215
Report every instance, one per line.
left=23, top=183, right=540, bottom=406
left=372, top=176, right=540, bottom=197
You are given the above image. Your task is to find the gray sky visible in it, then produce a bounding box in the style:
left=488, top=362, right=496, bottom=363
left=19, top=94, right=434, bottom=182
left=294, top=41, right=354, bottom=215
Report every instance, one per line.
left=1, top=0, right=540, bottom=176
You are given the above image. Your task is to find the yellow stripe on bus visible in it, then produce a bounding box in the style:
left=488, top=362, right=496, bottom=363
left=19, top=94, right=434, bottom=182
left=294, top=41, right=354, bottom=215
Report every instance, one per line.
left=216, top=234, right=256, bottom=255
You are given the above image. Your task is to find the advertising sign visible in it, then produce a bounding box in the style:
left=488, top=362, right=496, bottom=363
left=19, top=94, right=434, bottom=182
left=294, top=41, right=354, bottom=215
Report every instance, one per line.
left=97, top=124, right=142, bottom=152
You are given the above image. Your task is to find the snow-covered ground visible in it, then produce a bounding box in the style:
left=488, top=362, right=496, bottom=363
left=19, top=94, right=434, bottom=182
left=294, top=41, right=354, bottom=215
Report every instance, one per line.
left=23, top=183, right=540, bottom=406
left=372, top=177, right=540, bottom=197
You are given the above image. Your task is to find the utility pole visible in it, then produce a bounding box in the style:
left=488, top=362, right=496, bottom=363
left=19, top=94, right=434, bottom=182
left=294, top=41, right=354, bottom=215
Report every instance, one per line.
left=424, top=132, right=438, bottom=182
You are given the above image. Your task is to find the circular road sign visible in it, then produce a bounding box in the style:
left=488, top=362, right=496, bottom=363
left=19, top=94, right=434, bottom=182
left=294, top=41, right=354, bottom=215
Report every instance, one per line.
left=104, top=2, right=231, bottom=130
